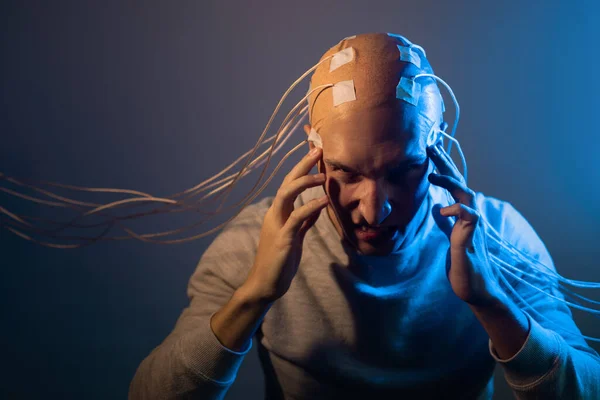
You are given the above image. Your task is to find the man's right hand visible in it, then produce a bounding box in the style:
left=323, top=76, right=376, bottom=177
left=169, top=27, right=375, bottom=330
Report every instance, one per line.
left=243, top=146, right=329, bottom=303
left=211, top=147, right=328, bottom=351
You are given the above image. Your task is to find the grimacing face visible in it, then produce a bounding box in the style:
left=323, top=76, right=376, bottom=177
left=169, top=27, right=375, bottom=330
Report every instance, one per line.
left=305, top=93, right=443, bottom=256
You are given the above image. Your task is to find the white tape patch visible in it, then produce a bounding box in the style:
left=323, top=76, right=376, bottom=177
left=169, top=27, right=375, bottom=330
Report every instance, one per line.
left=330, top=47, right=355, bottom=72
left=397, top=45, right=421, bottom=69
left=308, top=128, right=323, bottom=148
left=332, top=80, right=356, bottom=107
left=387, top=32, right=411, bottom=46
left=396, top=77, right=421, bottom=106
left=427, top=128, right=442, bottom=146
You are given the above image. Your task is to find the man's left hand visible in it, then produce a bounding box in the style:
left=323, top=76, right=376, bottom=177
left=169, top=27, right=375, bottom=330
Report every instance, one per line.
left=426, top=142, right=504, bottom=307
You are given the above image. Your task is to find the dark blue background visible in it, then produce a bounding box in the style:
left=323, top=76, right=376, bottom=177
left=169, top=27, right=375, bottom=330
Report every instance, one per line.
left=1, top=1, right=599, bottom=398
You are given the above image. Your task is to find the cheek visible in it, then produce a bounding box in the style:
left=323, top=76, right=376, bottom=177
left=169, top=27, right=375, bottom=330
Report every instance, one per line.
left=389, top=164, right=431, bottom=213
left=411, top=173, right=430, bottom=203
left=410, top=162, right=431, bottom=194
left=324, top=176, right=354, bottom=206
left=407, top=162, right=433, bottom=207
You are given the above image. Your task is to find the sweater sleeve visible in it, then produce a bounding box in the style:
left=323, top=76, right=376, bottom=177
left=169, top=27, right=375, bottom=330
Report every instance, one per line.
left=479, top=196, right=600, bottom=399
left=129, top=197, right=271, bottom=400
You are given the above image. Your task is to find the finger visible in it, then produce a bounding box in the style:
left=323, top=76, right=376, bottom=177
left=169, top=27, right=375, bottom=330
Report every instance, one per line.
left=426, top=143, right=464, bottom=183
left=273, top=173, right=326, bottom=216
left=281, top=196, right=329, bottom=238
left=297, top=207, right=321, bottom=239
left=282, top=148, right=322, bottom=186
left=428, top=173, right=475, bottom=207
left=432, top=203, right=454, bottom=238
left=440, top=203, right=479, bottom=223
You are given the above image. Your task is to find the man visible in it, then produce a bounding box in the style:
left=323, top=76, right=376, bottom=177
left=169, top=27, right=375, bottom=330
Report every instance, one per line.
left=129, top=33, right=600, bottom=399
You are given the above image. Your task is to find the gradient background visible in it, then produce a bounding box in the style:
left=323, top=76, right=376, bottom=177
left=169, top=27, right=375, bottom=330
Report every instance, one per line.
left=1, top=1, right=599, bottom=399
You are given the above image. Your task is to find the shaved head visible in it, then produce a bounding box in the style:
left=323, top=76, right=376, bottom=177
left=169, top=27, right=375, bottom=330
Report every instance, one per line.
left=308, top=32, right=443, bottom=142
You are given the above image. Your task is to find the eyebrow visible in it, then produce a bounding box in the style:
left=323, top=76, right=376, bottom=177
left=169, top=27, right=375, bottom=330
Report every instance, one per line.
left=324, top=157, right=425, bottom=175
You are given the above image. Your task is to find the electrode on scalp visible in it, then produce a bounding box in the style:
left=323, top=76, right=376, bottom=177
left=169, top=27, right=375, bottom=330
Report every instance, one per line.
left=397, top=45, right=421, bottom=69
left=426, top=128, right=442, bottom=147
left=308, top=128, right=323, bottom=149
left=332, top=80, right=357, bottom=107
left=395, top=77, right=421, bottom=106
left=329, top=47, right=355, bottom=72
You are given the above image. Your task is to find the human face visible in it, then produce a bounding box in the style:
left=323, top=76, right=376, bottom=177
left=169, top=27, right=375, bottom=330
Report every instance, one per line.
left=311, top=99, right=442, bottom=256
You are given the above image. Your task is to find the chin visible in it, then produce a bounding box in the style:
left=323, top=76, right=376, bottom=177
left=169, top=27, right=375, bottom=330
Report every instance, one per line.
left=355, top=239, right=398, bottom=256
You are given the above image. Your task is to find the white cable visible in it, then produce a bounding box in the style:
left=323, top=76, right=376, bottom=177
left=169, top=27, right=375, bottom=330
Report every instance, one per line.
left=414, top=73, right=460, bottom=155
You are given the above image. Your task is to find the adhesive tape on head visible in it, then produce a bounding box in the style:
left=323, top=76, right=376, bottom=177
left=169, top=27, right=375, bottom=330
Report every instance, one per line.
left=387, top=32, right=412, bottom=46
left=426, top=128, right=442, bottom=147
left=330, top=47, right=355, bottom=72
left=308, top=128, right=323, bottom=149
left=397, top=45, right=421, bottom=69
left=332, top=80, right=357, bottom=107
left=395, top=77, right=421, bottom=106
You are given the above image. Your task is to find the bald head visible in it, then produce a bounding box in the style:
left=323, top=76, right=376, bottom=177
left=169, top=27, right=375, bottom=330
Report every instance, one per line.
left=307, top=32, right=443, bottom=143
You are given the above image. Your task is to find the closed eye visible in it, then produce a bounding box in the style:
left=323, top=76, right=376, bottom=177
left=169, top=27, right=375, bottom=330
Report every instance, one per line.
left=331, top=165, right=351, bottom=173
left=330, top=165, right=360, bottom=182
left=388, top=161, right=427, bottom=182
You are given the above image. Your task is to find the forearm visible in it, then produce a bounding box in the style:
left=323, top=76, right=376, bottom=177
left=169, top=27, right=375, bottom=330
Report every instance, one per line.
left=211, top=283, right=274, bottom=351
left=470, top=295, right=600, bottom=399
left=129, top=286, right=268, bottom=400
left=469, top=293, right=530, bottom=360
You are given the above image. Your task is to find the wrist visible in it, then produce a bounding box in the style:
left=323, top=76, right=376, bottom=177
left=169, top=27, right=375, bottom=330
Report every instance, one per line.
left=210, top=283, right=274, bottom=352
left=468, top=291, right=510, bottom=314
left=236, top=280, right=278, bottom=308
left=469, top=293, right=530, bottom=360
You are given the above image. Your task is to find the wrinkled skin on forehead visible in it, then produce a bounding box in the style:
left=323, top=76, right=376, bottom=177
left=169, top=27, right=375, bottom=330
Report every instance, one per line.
left=305, top=32, right=445, bottom=256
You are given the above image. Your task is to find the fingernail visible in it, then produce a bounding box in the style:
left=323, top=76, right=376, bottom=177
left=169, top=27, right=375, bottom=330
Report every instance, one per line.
left=310, top=147, right=321, bottom=156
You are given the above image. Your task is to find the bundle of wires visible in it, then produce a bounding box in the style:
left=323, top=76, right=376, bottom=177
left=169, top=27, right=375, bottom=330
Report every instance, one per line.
left=0, top=55, right=338, bottom=248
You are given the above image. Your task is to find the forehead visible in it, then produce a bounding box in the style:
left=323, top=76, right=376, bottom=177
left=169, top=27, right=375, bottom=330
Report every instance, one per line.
left=322, top=102, right=435, bottom=161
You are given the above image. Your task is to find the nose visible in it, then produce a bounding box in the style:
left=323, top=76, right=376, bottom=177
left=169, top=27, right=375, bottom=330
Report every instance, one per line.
left=358, top=179, right=392, bottom=227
